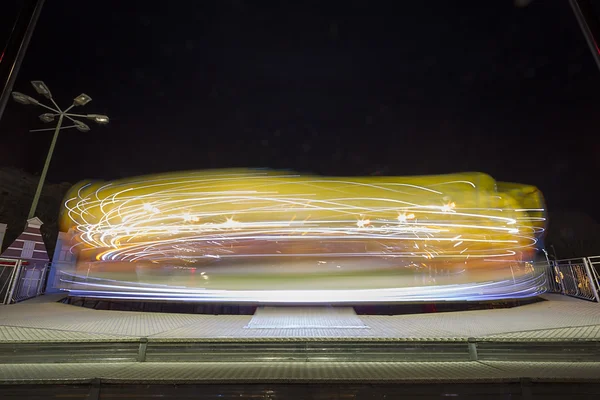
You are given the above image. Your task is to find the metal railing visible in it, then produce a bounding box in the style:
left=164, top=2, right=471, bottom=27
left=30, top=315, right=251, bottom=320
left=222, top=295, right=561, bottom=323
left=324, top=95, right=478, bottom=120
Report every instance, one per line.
left=4, top=254, right=600, bottom=304
left=585, top=255, right=600, bottom=293
left=0, top=258, right=20, bottom=304
left=545, top=256, right=600, bottom=303
left=0, top=257, right=48, bottom=304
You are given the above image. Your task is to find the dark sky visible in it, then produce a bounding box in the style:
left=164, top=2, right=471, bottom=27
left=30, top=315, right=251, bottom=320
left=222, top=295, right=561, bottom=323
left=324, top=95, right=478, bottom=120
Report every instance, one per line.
left=1, top=0, right=599, bottom=218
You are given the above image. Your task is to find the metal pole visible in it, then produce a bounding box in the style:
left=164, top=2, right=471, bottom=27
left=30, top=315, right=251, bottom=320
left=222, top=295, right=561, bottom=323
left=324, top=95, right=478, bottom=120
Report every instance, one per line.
left=0, top=0, right=45, bottom=123
left=6, top=260, right=23, bottom=304
left=2, top=261, right=17, bottom=305
left=28, top=113, right=63, bottom=219
left=582, top=257, right=600, bottom=303
left=569, top=0, right=600, bottom=72
left=37, top=263, right=48, bottom=295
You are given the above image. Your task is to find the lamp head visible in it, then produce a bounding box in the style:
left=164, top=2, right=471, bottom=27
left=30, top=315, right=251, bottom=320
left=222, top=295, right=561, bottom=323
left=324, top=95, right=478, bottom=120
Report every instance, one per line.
left=12, top=92, right=39, bottom=105
left=39, top=113, right=55, bottom=123
left=73, top=93, right=92, bottom=106
left=31, top=81, right=52, bottom=99
left=74, top=120, right=90, bottom=132
left=87, top=114, right=109, bottom=124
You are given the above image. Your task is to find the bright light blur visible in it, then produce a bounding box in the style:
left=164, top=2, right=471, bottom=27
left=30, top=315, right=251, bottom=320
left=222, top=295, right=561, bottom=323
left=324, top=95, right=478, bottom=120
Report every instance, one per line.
left=56, top=169, right=548, bottom=303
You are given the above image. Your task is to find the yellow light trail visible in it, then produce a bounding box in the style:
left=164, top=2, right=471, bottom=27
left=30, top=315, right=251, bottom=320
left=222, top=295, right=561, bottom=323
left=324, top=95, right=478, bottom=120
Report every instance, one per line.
left=59, top=169, right=546, bottom=268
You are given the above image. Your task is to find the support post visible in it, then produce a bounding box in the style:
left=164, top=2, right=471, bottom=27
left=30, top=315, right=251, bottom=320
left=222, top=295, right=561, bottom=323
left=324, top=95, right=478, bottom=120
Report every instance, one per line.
left=36, top=263, right=48, bottom=295
left=27, top=113, right=63, bottom=219
left=582, top=258, right=600, bottom=302
left=467, top=337, right=478, bottom=361
left=0, top=0, right=45, bottom=122
left=6, top=259, right=23, bottom=304
left=569, top=0, right=600, bottom=72
left=137, top=338, right=148, bottom=362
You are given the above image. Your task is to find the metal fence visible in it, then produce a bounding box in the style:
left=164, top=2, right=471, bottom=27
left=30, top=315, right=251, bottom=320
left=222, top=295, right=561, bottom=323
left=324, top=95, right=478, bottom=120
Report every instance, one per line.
left=586, top=256, right=600, bottom=291
left=0, top=257, right=48, bottom=305
left=3, top=255, right=600, bottom=304
left=545, top=256, right=600, bottom=302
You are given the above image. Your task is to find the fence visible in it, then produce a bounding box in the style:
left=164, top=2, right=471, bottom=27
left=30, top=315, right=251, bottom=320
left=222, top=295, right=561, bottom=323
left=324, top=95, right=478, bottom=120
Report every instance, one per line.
left=2, top=255, right=600, bottom=304
left=0, top=257, right=48, bottom=305
left=545, top=256, right=600, bottom=303
left=586, top=256, right=600, bottom=289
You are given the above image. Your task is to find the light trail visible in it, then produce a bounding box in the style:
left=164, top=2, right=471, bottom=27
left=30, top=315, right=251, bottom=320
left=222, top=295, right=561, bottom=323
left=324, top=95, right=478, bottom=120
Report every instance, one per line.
left=57, top=169, right=548, bottom=302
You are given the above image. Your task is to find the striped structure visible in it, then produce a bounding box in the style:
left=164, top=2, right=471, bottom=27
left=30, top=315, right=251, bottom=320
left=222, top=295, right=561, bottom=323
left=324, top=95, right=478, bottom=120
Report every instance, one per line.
left=0, top=217, right=49, bottom=267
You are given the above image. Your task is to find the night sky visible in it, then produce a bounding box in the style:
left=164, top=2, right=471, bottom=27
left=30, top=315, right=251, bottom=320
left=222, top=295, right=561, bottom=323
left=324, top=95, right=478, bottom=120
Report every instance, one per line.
left=1, top=0, right=599, bottom=219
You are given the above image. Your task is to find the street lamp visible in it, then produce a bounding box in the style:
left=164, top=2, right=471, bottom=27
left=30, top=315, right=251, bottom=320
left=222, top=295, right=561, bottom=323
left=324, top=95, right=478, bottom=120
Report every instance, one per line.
left=11, top=81, right=110, bottom=219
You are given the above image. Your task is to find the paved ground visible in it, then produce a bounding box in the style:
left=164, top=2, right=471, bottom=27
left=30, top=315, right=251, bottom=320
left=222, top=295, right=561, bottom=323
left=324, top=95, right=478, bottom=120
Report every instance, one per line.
left=0, top=294, right=599, bottom=342
left=1, top=294, right=599, bottom=384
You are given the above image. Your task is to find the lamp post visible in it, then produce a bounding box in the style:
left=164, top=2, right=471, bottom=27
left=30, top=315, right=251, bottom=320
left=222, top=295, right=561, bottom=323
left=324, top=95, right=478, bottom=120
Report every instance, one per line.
left=12, top=81, right=109, bottom=219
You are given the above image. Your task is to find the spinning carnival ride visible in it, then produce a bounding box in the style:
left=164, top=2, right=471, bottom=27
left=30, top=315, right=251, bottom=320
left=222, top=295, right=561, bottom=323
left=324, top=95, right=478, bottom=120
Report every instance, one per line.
left=55, top=169, right=548, bottom=303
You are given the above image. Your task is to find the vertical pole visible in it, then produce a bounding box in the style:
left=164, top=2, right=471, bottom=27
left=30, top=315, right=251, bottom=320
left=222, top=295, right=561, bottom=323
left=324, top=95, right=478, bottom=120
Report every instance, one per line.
left=2, top=261, right=17, bottom=304
left=0, top=0, right=45, bottom=122
left=552, top=259, right=567, bottom=296
left=37, top=263, right=48, bottom=295
left=590, top=257, right=600, bottom=290
left=467, top=338, right=478, bottom=361
left=582, top=258, right=600, bottom=303
left=541, top=249, right=556, bottom=292
left=569, top=0, right=600, bottom=72
left=25, top=266, right=35, bottom=297
left=6, top=259, right=23, bottom=304
left=27, top=113, right=63, bottom=219
left=569, top=262, right=579, bottom=296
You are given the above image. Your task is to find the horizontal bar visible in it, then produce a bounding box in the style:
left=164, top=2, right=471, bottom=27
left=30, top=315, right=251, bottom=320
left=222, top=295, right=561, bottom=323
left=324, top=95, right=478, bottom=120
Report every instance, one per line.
left=1, top=339, right=598, bottom=364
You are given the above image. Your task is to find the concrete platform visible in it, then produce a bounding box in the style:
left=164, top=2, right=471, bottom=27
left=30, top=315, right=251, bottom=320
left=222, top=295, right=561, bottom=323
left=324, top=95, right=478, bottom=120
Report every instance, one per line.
left=0, top=294, right=599, bottom=384
left=1, top=294, right=599, bottom=341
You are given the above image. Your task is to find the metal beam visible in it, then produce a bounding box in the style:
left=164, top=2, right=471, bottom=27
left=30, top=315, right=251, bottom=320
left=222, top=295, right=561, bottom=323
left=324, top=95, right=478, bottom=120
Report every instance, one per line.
left=0, top=0, right=45, bottom=123
left=569, top=0, right=600, bottom=72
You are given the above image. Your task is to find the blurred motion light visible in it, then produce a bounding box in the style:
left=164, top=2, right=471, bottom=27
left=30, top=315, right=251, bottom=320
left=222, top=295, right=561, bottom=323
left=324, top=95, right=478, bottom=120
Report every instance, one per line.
left=39, top=113, right=55, bottom=123
left=12, top=92, right=39, bottom=105
left=74, top=120, right=90, bottom=132
left=57, top=170, right=549, bottom=302
left=73, top=93, right=92, bottom=107
left=87, top=114, right=109, bottom=124
left=31, top=81, right=52, bottom=99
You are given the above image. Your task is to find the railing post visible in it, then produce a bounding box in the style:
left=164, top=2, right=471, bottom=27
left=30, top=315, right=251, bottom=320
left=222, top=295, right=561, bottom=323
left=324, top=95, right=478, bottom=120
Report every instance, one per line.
left=551, top=261, right=562, bottom=295
left=545, top=259, right=558, bottom=293
left=37, top=264, right=48, bottom=296
left=6, top=260, right=23, bottom=304
left=582, top=258, right=600, bottom=303
left=548, top=260, right=565, bottom=295
left=558, top=260, right=567, bottom=295
left=26, top=266, right=35, bottom=298
left=1, top=262, right=17, bottom=305
left=467, top=338, right=478, bottom=361
left=137, top=338, right=148, bottom=362
left=589, top=257, right=600, bottom=286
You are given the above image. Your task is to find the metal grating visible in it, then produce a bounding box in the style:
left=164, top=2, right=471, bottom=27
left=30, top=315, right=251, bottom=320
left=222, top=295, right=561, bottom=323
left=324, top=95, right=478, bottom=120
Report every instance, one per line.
left=485, top=325, right=600, bottom=340
left=245, top=307, right=369, bottom=329
left=0, top=325, right=126, bottom=342
left=1, top=294, right=600, bottom=343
